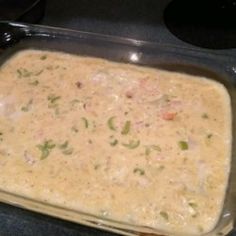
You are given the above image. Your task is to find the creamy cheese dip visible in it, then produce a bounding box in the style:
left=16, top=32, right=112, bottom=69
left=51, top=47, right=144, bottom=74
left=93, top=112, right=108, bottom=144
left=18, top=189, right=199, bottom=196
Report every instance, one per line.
left=0, top=50, right=231, bottom=235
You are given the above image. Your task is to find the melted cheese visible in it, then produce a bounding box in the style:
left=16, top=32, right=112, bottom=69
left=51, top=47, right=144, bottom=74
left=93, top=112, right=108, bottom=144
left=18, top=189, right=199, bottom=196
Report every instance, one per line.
left=0, top=50, right=231, bottom=235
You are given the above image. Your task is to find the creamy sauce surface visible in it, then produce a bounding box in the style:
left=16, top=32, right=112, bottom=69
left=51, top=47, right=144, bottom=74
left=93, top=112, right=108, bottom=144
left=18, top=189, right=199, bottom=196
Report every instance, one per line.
left=0, top=50, right=232, bottom=235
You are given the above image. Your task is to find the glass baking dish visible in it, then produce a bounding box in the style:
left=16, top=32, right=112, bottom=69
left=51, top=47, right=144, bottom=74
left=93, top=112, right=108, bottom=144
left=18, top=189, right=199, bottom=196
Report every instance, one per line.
left=0, top=21, right=235, bottom=236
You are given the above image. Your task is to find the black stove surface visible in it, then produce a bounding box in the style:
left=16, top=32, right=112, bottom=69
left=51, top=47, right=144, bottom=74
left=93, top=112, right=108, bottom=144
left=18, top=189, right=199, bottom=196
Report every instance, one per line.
left=41, top=0, right=236, bottom=51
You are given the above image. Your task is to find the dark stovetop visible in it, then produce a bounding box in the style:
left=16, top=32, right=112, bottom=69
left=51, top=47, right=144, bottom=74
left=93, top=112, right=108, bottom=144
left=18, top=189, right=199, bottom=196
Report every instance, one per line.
left=0, top=0, right=235, bottom=235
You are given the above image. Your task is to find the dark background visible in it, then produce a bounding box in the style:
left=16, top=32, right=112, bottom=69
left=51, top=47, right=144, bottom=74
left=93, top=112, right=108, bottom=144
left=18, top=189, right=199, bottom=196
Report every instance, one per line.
left=0, top=0, right=235, bottom=235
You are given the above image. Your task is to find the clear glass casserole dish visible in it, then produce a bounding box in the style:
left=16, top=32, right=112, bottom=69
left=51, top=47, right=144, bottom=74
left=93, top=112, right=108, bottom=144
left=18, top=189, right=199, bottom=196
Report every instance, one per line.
left=0, top=21, right=235, bottom=236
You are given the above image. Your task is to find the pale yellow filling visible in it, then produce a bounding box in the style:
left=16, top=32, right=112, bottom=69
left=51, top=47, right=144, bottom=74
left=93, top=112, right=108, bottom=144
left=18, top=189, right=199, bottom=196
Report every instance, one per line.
left=0, top=50, right=231, bottom=235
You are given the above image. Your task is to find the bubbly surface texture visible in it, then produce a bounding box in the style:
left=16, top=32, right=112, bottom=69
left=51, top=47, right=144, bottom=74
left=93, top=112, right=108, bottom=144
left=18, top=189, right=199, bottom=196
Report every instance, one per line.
left=0, top=50, right=232, bottom=235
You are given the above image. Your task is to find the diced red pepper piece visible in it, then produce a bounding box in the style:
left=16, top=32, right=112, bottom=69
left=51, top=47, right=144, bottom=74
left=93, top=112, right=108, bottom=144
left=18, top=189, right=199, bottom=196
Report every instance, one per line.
left=161, top=112, right=176, bottom=120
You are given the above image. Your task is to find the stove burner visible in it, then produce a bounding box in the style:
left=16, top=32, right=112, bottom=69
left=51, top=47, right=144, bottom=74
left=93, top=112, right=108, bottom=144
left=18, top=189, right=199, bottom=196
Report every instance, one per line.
left=164, top=0, right=236, bottom=49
